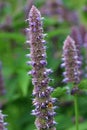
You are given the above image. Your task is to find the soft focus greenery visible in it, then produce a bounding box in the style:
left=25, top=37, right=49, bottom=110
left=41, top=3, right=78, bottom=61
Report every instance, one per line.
left=0, top=0, right=87, bottom=130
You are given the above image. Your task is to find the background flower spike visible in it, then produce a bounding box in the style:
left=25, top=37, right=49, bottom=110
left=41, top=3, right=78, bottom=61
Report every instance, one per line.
left=62, top=35, right=81, bottom=85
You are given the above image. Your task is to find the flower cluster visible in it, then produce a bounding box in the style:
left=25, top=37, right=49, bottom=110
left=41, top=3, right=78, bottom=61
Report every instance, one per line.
left=70, top=25, right=87, bottom=78
left=26, top=6, right=56, bottom=130
left=71, top=26, right=83, bottom=47
left=0, top=110, right=7, bottom=130
left=70, top=26, right=83, bottom=67
left=83, top=33, right=87, bottom=78
left=62, top=36, right=81, bottom=85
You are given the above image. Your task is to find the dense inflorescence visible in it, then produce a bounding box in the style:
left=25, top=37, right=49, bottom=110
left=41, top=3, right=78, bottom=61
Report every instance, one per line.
left=83, top=33, right=87, bottom=78
left=70, top=25, right=87, bottom=79
left=0, top=110, right=7, bottom=130
left=70, top=26, right=83, bottom=63
left=26, top=5, right=56, bottom=130
left=71, top=26, right=83, bottom=48
left=62, top=36, right=81, bottom=87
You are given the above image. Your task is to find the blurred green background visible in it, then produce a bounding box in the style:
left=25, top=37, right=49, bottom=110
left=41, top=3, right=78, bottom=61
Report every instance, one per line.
left=0, top=0, right=87, bottom=130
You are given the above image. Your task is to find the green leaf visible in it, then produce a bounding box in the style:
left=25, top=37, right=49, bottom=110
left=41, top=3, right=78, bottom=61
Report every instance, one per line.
left=18, top=70, right=30, bottom=96
left=0, top=32, right=25, bottom=43
left=51, top=87, right=67, bottom=98
left=68, top=121, right=87, bottom=130
left=79, top=79, right=87, bottom=90
left=47, top=29, right=70, bottom=38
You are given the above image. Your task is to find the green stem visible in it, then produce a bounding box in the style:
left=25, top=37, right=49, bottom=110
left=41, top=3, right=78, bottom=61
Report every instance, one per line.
left=74, top=95, right=79, bottom=130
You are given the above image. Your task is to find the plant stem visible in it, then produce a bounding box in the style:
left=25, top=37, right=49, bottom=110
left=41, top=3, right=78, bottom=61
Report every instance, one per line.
left=74, top=95, right=79, bottom=130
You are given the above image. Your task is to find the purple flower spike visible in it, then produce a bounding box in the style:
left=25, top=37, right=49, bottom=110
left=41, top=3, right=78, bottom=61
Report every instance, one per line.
left=0, top=110, right=7, bottom=130
left=62, top=36, right=81, bottom=85
left=26, top=5, right=56, bottom=130
left=70, top=26, right=82, bottom=64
